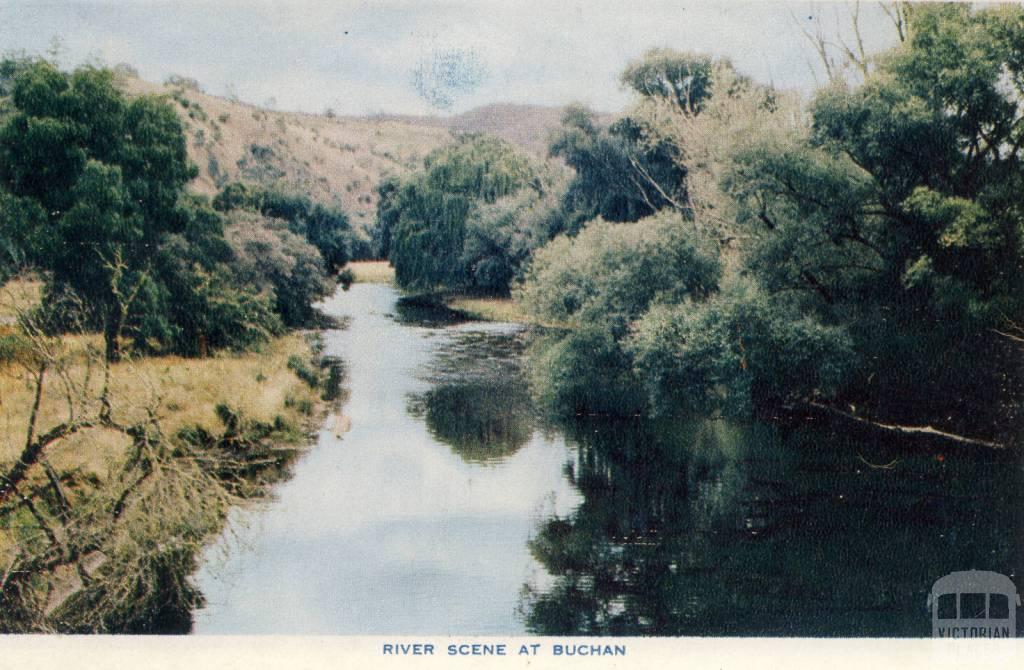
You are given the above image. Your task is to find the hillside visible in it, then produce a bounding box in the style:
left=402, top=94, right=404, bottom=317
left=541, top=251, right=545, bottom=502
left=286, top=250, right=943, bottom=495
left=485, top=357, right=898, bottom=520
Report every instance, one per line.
left=371, top=103, right=602, bottom=157
left=117, top=75, right=579, bottom=234
left=119, top=74, right=453, bottom=232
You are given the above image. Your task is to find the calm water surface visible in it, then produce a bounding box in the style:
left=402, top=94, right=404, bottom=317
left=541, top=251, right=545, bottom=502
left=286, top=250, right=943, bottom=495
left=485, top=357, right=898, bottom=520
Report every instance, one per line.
left=191, top=283, right=1024, bottom=636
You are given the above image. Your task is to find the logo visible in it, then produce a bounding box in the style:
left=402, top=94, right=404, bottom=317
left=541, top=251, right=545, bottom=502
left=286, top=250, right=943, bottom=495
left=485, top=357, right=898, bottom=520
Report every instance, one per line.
left=928, top=570, right=1020, bottom=638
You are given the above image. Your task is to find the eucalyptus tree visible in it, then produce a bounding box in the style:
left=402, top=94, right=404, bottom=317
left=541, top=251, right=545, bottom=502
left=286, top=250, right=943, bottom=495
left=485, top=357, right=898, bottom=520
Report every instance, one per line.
left=0, top=61, right=196, bottom=360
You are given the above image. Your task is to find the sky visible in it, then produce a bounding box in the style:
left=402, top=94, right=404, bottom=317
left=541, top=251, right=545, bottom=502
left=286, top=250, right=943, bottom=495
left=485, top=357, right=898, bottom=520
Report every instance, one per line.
left=0, top=1, right=904, bottom=116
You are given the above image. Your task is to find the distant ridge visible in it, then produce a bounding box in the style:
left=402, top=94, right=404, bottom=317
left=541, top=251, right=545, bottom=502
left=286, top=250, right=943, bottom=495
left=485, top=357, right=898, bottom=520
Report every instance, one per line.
left=371, top=103, right=616, bottom=157
left=115, top=74, right=598, bottom=235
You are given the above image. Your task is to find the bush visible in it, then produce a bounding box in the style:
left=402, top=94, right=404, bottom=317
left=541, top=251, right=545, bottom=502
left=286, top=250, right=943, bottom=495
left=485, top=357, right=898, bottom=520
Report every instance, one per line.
left=527, top=325, right=647, bottom=417
left=629, top=279, right=856, bottom=417
left=518, top=211, right=720, bottom=336
left=214, top=183, right=354, bottom=272
left=224, top=211, right=334, bottom=327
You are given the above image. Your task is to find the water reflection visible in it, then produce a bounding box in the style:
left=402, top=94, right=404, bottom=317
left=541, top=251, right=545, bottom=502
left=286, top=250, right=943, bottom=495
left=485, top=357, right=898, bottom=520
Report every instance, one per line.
left=408, top=327, right=535, bottom=465
left=192, top=284, right=579, bottom=634
left=410, top=382, right=533, bottom=464
left=392, top=295, right=471, bottom=327
left=521, top=418, right=1024, bottom=636
left=193, top=283, right=1022, bottom=636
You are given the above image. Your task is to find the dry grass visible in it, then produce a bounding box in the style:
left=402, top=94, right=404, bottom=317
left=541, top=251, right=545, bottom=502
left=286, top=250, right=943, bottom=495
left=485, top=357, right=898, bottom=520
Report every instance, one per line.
left=447, top=296, right=530, bottom=324
left=0, top=276, right=43, bottom=324
left=0, top=277, right=321, bottom=564
left=0, top=334, right=320, bottom=566
left=0, top=274, right=323, bottom=618
left=0, top=334, right=318, bottom=480
left=346, top=260, right=395, bottom=284
left=118, top=75, right=452, bottom=233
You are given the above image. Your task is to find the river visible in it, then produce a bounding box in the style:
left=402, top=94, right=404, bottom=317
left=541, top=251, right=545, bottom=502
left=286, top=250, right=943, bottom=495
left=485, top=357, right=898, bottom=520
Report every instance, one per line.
left=190, top=282, right=1023, bottom=636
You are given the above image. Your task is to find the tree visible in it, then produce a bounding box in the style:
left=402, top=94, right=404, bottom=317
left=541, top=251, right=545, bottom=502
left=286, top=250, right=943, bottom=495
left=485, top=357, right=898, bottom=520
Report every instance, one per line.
left=371, top=175, right=401, bottom=259
left=518, top=212, right=721, bottom=416
left=629, top=278, right=855, bottom=417
left=620, top=48, right=715, bottom=115
left=224, top=210, right=334, bottom=327
left=213, top=182, right=354, bottom=273
left=0, top=61, right=197, bottom=361
left=387, top=135, right=536, bottom=292
left=722, top=3, right=1024, bottom=433
left=550, top=104, right=689, bottom=225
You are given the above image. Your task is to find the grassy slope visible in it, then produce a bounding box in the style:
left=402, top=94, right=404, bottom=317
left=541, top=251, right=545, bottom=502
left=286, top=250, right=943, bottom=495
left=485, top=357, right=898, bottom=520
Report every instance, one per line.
left=0, top=278, right=324, bottom=563
left=119, top=75, right=453, bottom=234
left=118, top=76, right=579, bottom=237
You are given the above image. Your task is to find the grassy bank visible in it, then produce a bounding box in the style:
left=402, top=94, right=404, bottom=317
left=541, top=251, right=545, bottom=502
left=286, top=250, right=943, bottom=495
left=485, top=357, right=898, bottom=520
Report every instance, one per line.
left=0, top=278, right=334, bottom=632
left=347, top=260, right=395, bottom=284
left=344, top=261, right=532, bottom=324
left=446, top=296, right=530, bottom=324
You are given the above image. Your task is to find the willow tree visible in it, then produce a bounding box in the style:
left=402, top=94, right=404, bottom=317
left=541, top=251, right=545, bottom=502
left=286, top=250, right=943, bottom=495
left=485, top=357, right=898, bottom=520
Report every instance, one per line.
left=386, top=135, right=536, bottom=292
left=720, top=3, right=1024, bottom=433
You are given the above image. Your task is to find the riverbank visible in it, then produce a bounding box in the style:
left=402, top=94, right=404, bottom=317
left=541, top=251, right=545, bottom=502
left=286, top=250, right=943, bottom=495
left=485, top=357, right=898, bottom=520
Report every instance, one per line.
left=0, top=278, right=335, bottom=632
left=344, top=261, right=532, bottom=324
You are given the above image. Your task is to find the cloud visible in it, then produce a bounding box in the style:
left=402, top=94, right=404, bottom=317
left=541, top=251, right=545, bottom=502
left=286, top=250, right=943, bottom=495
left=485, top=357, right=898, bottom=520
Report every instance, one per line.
left=0, top=0, right=901, bottom=115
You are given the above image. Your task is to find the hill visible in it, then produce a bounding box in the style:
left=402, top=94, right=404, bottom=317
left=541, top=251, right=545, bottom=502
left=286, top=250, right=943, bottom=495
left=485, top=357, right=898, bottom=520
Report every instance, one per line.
left=371, top=103, right=599, bottom=157
left=117, top=74, right=581, bottom=234
left=119, top=74, right=453, bottom=232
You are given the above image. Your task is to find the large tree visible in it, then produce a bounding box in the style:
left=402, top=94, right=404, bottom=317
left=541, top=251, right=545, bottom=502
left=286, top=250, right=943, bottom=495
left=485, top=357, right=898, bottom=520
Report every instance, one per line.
left=0, top=61, right=197, bottom=360
left=386, top=135, right=537, bottom=293
left=550, top=105, right=689, bottom=226
left=721, top=3, right=1024, bottom=430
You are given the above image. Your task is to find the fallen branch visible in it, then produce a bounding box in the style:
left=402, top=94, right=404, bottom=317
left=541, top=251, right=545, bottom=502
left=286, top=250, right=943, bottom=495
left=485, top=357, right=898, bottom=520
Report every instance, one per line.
left=804, top=400, right=1006, bottom=450
left=0, top=420, right=98, bottom=501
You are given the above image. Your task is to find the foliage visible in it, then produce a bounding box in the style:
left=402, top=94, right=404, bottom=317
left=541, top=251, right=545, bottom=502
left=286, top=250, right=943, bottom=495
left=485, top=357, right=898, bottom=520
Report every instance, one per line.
left=371, top=174, right=401, bottom=259
left=527, top=324, right=647, bottom=417
left=519, top=212, right=720, bottom=416
left=0, top=61, right=197, bottom=359
left=460, top=169, right=570, bottom=293
left=619, top=48, right=715, bottom=115
left=722, top=3, right=1024, bottom=427
left=620, top=58, right=794, bottom=241
left=213, top=182, right=354, bottom=273
left=224, top=210, right=335, bottom=327
left=385, top=135, right=543, bottom=293
left=550, top=104, right=688, bottom=224
left=629, top=279, right=856, bottom=417
left=518, top=212, right=720, bottom=336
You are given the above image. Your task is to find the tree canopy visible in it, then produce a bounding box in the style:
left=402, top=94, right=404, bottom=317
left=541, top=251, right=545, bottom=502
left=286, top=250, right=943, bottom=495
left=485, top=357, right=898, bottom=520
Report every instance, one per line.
left=0, top=61, right=198, bottom=359
left=519, top=4, right=1024, bottom=438
left=381, top=135, right=549, bottom=294
left=0, top=61, right=347, bottom=359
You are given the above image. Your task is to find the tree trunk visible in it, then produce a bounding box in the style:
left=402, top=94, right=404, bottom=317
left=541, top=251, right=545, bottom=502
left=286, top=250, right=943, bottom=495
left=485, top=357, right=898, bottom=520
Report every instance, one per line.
left=103, top=309, right=121, bottom=363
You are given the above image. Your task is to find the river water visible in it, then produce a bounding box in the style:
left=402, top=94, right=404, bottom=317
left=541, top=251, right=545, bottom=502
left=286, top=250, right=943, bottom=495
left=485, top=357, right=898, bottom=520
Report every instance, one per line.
left=191, top=283, right=1023, bottom=636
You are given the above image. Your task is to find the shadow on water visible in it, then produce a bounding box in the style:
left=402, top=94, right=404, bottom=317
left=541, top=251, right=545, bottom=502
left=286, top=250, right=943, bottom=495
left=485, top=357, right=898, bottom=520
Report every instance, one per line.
left=409, top=381, right=534, bottom=465
left=407, top=328, right=535, bottom=465
left=391, top=295, right=472, bottom=327
left=519, top=416, right=1024, bottom=637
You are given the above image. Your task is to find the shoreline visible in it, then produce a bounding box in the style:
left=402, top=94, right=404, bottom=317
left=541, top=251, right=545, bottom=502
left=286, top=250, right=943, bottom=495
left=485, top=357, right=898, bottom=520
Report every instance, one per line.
left=0, top=279, right=340, bottom=632
left=346, top=260, right=532, bottom=324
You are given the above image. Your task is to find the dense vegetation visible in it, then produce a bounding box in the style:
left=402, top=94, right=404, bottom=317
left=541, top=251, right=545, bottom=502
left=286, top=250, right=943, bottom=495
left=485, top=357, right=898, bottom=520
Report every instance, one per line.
left=374, top=134, right=571, bottom=295
left=0, top=59, right=357, bottom=632
left=528, top=6, right=1024, bottom=446
left=383, top=4, right=1024, bottom=443
left=0, top=60, right=355, bottom=360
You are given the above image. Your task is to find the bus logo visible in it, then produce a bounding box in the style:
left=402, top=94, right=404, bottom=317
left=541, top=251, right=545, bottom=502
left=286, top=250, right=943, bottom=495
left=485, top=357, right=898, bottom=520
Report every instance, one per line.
left=929, top=570, right=1019, bottom=638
